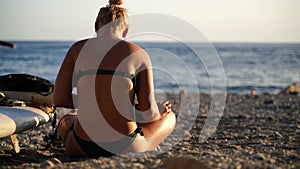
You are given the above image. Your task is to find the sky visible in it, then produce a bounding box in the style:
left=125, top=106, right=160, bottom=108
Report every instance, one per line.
left=0, top=0, right=300, bottom=42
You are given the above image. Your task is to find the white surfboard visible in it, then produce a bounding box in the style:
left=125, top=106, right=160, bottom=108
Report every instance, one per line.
left=0, top=106, right=50, bottom=138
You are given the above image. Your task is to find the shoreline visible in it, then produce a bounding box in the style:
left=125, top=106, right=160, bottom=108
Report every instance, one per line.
left=0, top=93, right=299, bottom=168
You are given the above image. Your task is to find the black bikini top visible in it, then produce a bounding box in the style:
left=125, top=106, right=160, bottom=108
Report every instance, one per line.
left=74, top=69, right=137, bottom=93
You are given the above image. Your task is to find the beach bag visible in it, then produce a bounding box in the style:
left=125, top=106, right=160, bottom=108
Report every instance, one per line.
left=0, top=74, right=54, bottom=95
left=0, top=74, right=54, bottom=105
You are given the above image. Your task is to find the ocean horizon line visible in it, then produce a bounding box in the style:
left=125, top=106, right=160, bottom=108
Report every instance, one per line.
left=2, top=39, right=300, bottom=45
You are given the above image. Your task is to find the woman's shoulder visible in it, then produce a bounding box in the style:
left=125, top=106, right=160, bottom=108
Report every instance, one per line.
left=71, top=39, right=89, bottom=49
left=120, top=40, right=150, bottom=59
left=119, top=41, right=152, bottom=67
left=65, top=39, right=91, bottom=61
left=119, top=40, right=144, bottom=51
left=67, top=38, right=95, bottom=56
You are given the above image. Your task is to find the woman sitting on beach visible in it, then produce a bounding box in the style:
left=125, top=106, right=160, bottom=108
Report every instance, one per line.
left=53, top=0, right=176, bottom=158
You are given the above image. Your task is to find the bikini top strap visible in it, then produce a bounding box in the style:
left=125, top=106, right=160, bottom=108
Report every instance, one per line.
left=133, top=127, right=144, bottom=136
left=74, top=69, right=138, bottom=94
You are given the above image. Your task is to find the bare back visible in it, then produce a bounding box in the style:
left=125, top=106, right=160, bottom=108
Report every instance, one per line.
left=71, top=38, right=149, bottom=141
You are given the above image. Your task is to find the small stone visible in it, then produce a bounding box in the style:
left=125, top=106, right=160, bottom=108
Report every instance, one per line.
left=231, top=145, right=242, bottom=150
left=49, top=158, right=62, bottom=165
left=132, top=163, right=144, bottom=168
left=153, top=159, right=162, bottom=168
left=274, top=132, right=283, bottom=138
left=39, top=158, right=61, bottom=168
left=183, top=137, right=190, bottom=141
left=251, top=153, right=266, bottom=160
left=268, top=158, right=276, bottom=164
left=39, top=160, right=55, bottom=168
left=167, top=151, right=173, bottom=156
left=120, top=163, right=126, bottom=168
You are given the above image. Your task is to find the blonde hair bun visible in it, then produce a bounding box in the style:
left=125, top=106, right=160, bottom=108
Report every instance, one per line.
left=109, top=0, right=123, bottom=6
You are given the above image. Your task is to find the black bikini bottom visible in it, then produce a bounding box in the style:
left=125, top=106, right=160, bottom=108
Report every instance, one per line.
left=73, top=127, right=144, bottom=158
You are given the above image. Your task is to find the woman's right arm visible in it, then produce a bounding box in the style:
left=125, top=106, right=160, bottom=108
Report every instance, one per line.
left=53, top=41, right=85, bottom=108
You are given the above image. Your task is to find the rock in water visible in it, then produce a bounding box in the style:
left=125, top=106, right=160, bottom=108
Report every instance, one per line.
left=280, top=84, right=299, bottom=95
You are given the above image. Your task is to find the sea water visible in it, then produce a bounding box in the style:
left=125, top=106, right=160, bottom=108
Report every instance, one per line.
left=0, top=41, right=299, bottom=94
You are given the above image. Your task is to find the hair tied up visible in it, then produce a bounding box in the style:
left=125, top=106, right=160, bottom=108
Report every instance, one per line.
left=109, top=0, right=123, bottom=6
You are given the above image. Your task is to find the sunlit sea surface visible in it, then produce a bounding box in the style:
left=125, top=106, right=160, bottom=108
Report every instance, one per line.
left=0, top=41, right=299, bottom=94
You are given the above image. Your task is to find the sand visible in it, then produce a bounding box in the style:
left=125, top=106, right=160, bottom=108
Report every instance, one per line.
left=0, top=93, right=299, bottom=169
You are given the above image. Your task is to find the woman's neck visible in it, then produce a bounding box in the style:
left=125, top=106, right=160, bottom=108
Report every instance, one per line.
left=96, top=28, right=124, bottom=40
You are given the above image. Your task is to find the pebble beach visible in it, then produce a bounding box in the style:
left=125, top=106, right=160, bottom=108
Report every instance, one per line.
left=0, top=92, right=299, bottom=169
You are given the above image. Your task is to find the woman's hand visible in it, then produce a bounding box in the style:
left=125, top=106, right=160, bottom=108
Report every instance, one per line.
left=157, top=101, right=172, bottom=114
